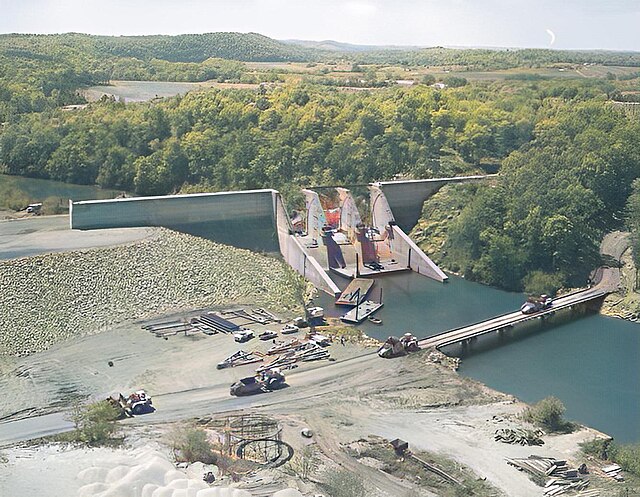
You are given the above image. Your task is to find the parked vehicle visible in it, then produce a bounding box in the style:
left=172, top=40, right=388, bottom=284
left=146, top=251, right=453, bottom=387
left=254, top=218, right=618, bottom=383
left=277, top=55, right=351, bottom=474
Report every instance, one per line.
left=233, top=330, right=254, bottom=343
left=281, top=324, right=299, bottom=334
left=258, top=330, right=278, bottom=341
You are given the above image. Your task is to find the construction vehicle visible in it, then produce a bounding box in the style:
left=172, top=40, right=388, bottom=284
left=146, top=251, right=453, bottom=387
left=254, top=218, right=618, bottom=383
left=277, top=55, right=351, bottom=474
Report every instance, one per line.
left=107, top=390, right=153, bottom=417
left=520, top=294, right=553, bottom=314
left=377, top=333, right=420, bottom=359
left=230, top=369, right=286, bottom=396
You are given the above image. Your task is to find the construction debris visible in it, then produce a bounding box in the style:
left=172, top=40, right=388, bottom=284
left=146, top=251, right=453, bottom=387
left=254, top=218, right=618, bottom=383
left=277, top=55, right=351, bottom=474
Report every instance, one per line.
left=506, top=456, right=591, bottom=496
left=390, top=438, right=462, bottom=486
left=216, top=350, right=265, bottom=369
left=494, top=427, right=544, bottom=446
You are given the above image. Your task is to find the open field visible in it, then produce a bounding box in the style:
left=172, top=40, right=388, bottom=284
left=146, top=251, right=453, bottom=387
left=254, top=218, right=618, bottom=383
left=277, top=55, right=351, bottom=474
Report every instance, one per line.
left=79, top=63, right=640, bottom=104
left=83, top=80, right=261, bottom=102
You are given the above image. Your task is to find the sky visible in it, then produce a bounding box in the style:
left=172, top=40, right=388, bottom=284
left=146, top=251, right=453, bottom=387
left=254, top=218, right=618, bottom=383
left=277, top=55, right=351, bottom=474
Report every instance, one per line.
left=1, top=0, right=640, bottom=51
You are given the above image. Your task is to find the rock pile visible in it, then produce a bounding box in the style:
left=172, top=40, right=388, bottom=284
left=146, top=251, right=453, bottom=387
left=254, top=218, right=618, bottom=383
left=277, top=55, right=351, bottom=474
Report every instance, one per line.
left=0, top=229, right=304, bottom=356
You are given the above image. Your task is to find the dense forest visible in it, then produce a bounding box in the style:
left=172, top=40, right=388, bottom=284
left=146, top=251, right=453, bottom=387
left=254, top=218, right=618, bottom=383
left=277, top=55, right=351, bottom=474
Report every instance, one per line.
left=0, top=81, right=546, bottom=192
left=442, top=99, right=640, bottom=291
left=1, top=32, right=640, bottom=292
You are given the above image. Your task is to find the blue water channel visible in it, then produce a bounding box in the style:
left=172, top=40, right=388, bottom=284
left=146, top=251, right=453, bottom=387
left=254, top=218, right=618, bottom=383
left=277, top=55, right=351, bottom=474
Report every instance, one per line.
left=318, top=272, right=640, bottom=444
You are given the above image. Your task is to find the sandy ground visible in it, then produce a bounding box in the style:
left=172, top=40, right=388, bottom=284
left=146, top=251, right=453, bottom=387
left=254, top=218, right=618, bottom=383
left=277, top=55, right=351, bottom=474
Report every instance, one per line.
left=0, top=215, right=156, bottom=260
left=0, top=429, right=301, bottom=497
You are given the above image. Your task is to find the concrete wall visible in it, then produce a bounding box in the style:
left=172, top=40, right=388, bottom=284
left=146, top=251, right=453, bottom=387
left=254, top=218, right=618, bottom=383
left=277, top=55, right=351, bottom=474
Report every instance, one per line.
left=374, top=175, right=493, bottom=232
left=274, top=192, right=340, bottom=296
left=391, top=225, right=448, bottom=282
left=70, top=190, right=279, bottom=252
left=369, top=184, right=447, bottom=282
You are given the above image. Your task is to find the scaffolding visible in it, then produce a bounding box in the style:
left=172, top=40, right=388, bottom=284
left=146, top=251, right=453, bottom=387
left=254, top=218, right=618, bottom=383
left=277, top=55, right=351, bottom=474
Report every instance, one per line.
left=224, top=414, right=293, bottom=467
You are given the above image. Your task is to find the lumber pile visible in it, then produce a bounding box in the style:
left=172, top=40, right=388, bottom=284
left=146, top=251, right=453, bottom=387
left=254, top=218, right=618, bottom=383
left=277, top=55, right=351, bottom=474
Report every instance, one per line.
left=506, top=456, right=591, bottom=496
left=256, top=342, right=330, bottom=373
left=494, top=428, right=544, bottom=446
left=601, top=463, right=624, bottom=481
left=216, top=350, right=264, bottom=369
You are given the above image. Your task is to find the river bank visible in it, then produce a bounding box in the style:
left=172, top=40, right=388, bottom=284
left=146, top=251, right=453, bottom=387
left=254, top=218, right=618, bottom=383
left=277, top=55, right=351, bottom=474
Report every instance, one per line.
left=600, top=231, right=640, bottom=321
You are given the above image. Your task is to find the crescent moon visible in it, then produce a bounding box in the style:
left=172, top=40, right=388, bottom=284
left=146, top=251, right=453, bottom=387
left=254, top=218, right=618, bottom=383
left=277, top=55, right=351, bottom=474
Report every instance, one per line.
left=546, top=28, right=556, bottom=46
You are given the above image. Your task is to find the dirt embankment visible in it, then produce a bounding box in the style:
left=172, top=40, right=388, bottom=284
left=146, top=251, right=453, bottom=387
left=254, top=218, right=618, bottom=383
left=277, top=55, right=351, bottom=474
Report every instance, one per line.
left=599, top=231, right=640, bottom=320
left=0, top=228, right=304, bottom=357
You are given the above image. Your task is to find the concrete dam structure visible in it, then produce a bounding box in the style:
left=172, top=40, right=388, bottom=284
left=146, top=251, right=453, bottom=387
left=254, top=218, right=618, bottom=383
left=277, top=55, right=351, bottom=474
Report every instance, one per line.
left=70, top=190, right=280, bottom=252
left=70, top=176, right=491, bottom=296
left=375, top=175, right=494, bottom=231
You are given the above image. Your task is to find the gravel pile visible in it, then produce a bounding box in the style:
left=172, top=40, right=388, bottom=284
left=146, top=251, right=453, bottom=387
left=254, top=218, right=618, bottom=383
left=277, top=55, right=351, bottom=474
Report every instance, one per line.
left=0, top=228, right=304, bottom=356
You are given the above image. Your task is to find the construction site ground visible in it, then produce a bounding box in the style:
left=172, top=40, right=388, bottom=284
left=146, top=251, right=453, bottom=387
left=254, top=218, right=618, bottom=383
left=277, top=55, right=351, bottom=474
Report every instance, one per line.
left=0, top=216, right=622, bottom=497
left=0, top=309, right=614, bottom=497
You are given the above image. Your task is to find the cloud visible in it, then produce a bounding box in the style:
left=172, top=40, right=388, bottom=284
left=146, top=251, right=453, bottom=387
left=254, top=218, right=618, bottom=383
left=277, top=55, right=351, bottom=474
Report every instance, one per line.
left=343, top=1, right=378, bottom=17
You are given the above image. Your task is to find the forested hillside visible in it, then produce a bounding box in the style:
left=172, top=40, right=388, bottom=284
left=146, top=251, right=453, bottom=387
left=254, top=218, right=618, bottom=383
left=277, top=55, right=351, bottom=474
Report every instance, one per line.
left=1, top=32, right=640, bottom=292
left=441, top=100, right=640, bottom=291
left=351, top=47, right=640, bottom=69
left=2, top=32, right=640, bottom=123
left=0, top=81, right=540, bottom=192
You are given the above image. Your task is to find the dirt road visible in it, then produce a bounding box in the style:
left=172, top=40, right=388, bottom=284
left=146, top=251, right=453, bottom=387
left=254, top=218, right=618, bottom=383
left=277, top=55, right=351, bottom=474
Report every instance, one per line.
left=0, top=215, right=155, bottom=260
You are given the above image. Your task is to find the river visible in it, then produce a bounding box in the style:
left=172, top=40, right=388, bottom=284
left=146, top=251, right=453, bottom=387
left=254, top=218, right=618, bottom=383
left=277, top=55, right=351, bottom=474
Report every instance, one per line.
left=318, top=271, right=640, bottom=444
left=0, top=174, right=121, bottom=205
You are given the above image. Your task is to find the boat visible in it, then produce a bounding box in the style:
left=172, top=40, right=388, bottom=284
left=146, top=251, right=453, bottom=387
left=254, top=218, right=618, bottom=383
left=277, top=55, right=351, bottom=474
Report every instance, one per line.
left=341, top=300, right=383, bottom=324
left=368, top=316, right=383, bottom=325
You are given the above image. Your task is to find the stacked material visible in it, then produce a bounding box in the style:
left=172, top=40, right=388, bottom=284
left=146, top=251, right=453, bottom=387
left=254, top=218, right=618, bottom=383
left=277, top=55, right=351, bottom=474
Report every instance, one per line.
left=494, top=428, right=545, bottom=446
left=217, top=350, right=265, bottom=369
left=506, top=456, right=590, bottom=496
left=601, top=463, right=624, bottom=481
left=256, top=342, right=330, bottom=372
left=0, top=228, right=304, bottom=356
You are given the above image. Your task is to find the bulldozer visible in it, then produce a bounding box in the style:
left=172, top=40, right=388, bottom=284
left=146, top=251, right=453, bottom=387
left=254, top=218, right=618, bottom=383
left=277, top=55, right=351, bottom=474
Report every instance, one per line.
left=230, top=369, right=286, bottom=396
left=107, top=390, right=153, bottom=418
left=377, top=333, right=420, bottom=359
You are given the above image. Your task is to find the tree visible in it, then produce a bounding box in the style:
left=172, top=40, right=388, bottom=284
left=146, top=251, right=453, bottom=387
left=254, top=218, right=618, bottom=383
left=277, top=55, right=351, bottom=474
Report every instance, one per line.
left=63, top=400, right=120, bottom=445
left=323, top=470, right=367, bottom=497
left=522, top=396, right=572, bottom=433
left=170, top=426, right=217, bottom=464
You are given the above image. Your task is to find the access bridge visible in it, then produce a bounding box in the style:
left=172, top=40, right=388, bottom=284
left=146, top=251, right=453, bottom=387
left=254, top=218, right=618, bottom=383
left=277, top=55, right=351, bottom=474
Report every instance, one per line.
left=419, top=269, right=617, bottom=351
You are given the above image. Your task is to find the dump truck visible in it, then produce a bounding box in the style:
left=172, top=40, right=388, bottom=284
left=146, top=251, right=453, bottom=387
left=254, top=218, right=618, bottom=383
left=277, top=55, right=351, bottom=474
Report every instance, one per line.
left=107, top=390, right=153, bottom=417
left=520, top=294, right=553, bottom=314
left=378, top=333, right=420, bottom=359
left=230, top=369, right=286, bottom=396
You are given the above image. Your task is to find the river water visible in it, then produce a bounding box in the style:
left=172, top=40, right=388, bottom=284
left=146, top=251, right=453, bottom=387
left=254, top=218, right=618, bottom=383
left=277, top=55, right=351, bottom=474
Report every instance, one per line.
left=0, top=174, right=121, bottom=204
left=318, top=272, right=640, bottom=444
